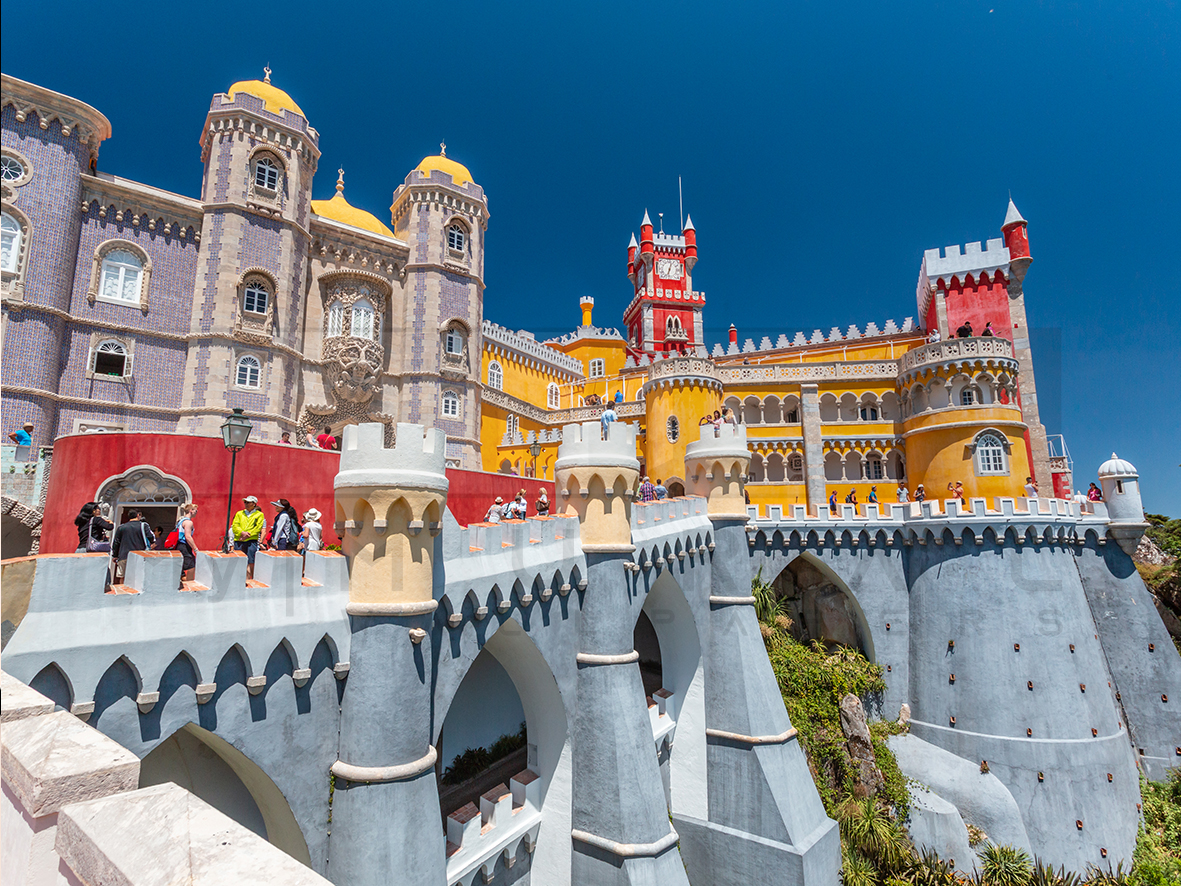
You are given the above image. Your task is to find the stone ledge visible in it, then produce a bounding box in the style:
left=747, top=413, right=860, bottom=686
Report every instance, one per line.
left=0, top=669, right=55, bottom=722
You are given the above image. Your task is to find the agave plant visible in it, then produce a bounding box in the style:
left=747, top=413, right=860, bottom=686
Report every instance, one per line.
left=979, top=844, right=1033, bottom=886
left=1027, top=857, right=1081, bottom=886
left=840, top=797, right=912, bottom=872
left=896, top=848, right=960, bottom=886
left=841, top=844, right=880, bottom=886
left=1081, top=863, right=1130, bottom=886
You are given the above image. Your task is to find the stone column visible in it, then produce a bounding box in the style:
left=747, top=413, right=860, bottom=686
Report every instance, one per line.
left=557, top=421, right=690, bottom=886
left=800, top=384, right=825, bottom=511
left=676, top=423, right=840, bottom=886
left=328, top=423, right=448, bottom=886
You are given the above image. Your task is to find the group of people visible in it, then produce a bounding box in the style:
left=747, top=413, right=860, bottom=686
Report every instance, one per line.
left=636, top=476, right=669, bottom=502
left=927, top=320, right=997, bottom=344
left=484, top=488, right=551, bottom=523
left=698, top=406, right=738, bottom=432
left=73, top=496, right=325, bottom=588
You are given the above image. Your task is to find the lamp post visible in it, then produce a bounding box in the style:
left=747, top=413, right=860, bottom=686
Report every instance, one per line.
left=220, top=408, right=253, bottom=552
left=530, top=439, right=542, bottom=479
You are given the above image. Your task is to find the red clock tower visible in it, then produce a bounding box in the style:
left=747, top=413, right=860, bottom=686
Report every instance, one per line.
left=623, top=210, right=703, bottom=357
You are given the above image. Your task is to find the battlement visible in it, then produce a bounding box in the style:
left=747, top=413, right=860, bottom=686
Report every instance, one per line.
left=544, top=325, right=627, bottom=346
left=336, top=422, right=449, bottom=492
left=482, top=320, right=584, bottom=378
left=711, top=318, right=916, bottom=358
left=916, top=238, right=1011, bottom=319
left=555, top=420, right=640, bottom=471
left=685, top=421, right=750, bottom=462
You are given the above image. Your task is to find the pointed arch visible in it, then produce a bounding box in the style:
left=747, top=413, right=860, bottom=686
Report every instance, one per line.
left=29, top=661, right=73, bottom=711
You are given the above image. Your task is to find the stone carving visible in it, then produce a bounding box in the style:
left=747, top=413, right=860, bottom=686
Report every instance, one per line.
left=326, top=339, right=383, bottom=404
left=96, top=468, right=189, bottom=510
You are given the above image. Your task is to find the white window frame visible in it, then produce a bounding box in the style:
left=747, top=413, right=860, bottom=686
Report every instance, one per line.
left=445, top=327, right=465, bottom=355
left=1, top=211, right=21, bottom=274
left=866, top=457, right=884, bottom=480
left=547, top=382, right=560, bottom=409
left=244, top=281, right=269, bottom=314
left=254, top=156, right=280, bottom=191
left=0, top=149, right=33, bottom=188
left=351, top=298, right=376, bottom=340
left=447, top=223, right=466, bottom=251
left=960, top=388, right=976, bottom=406
left=488, top=361, right=503, bottom=390
left=860, top=405, right=879, bottom=421
left=589, top=358, right=605, bottom=378
left=506, top=414, right=519, bottom=439
left=88, top=338, right=133, bottom=380
left=88, top=240, right=152, bottom=312
left=974, top=432, right=1008, bottom=476
left=441, top=390, right=460, bottom=418
left=235, top=354, right=262, bottom=389
left=100, top=250, right=144, bottom=304
left=326, top=301, right=345, bottom=338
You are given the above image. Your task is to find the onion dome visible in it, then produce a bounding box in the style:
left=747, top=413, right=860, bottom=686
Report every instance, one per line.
left=415, top=141, right=473, bottom=186
left=1097, top=453, right=1138, bottom=479
left=311, top=169, right=393, bottom=237
left=226, top=67, right=305, bottom=117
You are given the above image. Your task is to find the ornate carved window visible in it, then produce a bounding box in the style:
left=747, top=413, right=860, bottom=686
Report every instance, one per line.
left=88, top=337, right=133, bottom=380
left=236, top=354, right=262, bottom=389
left=440, top=321, right=470, bottom=376
left=0, top=156, right=24, bottom=183
left=441, top=390, right=460, bottom=418
left=445, top=327, right=465, bottom=355
left=244, top=281, right=269, bottom=314
left=326, top=301, right=345, bottom=338
left=233, top=272, right=276, bottom=343
left=487, top=361, right=503, bottom=390
left=351, top=299, right=376, bottom=340
left=255, top=157, right=280, bottom=191
left=88, top=240, right=152, bottom=312
left=447, top=223, right=466, bottom=251
left=1, top=210, right=27, bottom=289
left=0, top=148, right=33, bottom=194
left=547, top=382, right=560, bottom=409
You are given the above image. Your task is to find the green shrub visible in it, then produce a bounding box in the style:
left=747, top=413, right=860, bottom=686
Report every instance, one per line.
left=440, top=722, right=526, bottom=785
left=980, top=844, right=1032, bottom=886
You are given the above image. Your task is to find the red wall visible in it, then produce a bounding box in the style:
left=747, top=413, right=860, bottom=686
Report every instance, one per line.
left=943, top=275, right=1013, bottom=340
left=40, top=433, right=560, bottom=554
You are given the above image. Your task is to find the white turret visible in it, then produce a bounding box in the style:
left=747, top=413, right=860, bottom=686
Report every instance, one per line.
left=1097, top=452, right=1148, bottom=554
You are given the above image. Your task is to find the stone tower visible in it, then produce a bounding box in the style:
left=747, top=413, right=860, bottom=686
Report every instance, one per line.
left=1097, top=453, right=1148, bottom=554
left=181, top=71, right=320, bottom=436
left=389, top=148, right=489, bottom=469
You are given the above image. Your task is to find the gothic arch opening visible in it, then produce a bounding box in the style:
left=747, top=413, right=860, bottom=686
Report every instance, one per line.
left=139, top=722, right=311, bottom=865
left=770, top=554, right=874, bottom=661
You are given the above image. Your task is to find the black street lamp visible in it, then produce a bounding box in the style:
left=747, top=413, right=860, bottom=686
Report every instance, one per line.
left=220, top=408, right=253, bottom=552
left=530, top=439, right=542, bottom=479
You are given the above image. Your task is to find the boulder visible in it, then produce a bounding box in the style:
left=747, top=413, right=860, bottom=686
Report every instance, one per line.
left=839, top=694, right=884, bottom=796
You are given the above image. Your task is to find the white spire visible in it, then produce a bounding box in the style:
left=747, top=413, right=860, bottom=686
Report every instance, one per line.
left=628, top=232, right=638, bottom=248
left=683, top=213, right=695, bottom=232
left=1003, top=197, right=1026, bottom=228
left=641, top=209, right=652, bottom=227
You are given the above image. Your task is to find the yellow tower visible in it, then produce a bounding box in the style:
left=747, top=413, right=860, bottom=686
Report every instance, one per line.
left=897, top=337, right=1031, bottom=501
left=642, top=355, right=723, bottom=493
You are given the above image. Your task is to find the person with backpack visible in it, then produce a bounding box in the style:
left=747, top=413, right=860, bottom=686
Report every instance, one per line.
left=267, top=499, right=301, bottom=551
left=174, top=503, right=199, bottom=586
left=110, top=509, right=153, bottom=583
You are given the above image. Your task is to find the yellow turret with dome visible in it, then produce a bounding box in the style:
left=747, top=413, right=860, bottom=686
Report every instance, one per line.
left=226, top=67, right=305, bottom=118
left=414, top=142, right=473, bottom=186
left=312, top=169, right=394, bottom=237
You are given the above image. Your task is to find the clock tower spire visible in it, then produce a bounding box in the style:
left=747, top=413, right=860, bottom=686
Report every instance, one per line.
left=621, top=210, right=704, bottom=357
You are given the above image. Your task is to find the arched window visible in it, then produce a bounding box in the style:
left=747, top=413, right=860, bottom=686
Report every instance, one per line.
left=91, top=340, right=130, bottom=378
left=1, top=212, right=21, bottom=273
left=506, top=414, right=519, bottom=439
left=351, top=299, right=375, bottom=340
left=447, top=223, right=466, bottom=251
left=547, top=382, right=560, bottom=409
left=975, top=433, right=1007, bottom=475
left=859, top=405, right=879, bottom=421
left=487, top=361, right=503, bottom=390
left=243, top=280, right=269, bottom=314
left=866, top=456, right=884, bottom=480
left=445, top=326, right=465, bottom=355
left=254, top=156, right=280, bottom=191
left=589, top=358, right=605, bottom=378
left=236, top=354, right=261, bottom=389
left=100, top=249, right=144, bottom=303
left=960, top=388, right=976, bottom=406
left=326, top=301, right=345, bottom=337
left=441, top=390, right=459, bottom=417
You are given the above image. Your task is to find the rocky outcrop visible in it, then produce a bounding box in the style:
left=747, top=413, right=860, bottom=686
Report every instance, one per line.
left=838, top=693, right=884, bottom=796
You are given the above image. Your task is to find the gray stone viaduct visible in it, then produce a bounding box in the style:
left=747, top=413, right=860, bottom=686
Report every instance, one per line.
left=1, top=423, right=1176, bottom=883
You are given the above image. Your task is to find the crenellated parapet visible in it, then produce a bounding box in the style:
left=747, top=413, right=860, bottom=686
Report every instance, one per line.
left=555, top=420, right=640, bottom=552
left=684, top=422, right=751, bottom=520
left=334, top=422, right=448, bottom=615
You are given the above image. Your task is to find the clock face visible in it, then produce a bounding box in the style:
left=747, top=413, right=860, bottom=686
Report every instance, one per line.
left=656, top=258, right=683, bottom=280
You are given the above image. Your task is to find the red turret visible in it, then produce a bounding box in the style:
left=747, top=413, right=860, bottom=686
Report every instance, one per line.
left=683, top=213, right=697, bottom=272
left=1001, top=198, right=1031, bottom=287
left=640, top=209, right=654, bottom=257
left=627, top=232, right=637, bottom=281
left=729, top=324, right=738, bottom=346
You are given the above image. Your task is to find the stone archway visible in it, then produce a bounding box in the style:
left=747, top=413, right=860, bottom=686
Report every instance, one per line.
left=771, top=553, right=875, bottom=661
left=95, top=465, right=191, bottom=530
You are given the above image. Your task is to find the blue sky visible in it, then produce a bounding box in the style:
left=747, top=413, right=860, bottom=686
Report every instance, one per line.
left=3, top=1, right=1178, bottom=512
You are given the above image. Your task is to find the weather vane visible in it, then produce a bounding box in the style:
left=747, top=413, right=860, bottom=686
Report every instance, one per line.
left=263, top=65, right=272, bottom=84
left=440, top=140, right=447, bottom=157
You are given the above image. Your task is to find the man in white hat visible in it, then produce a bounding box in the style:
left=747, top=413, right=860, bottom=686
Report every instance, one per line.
left=231, top=495, right=265, bottom=578
left=301, top=508, right=323, bottom=552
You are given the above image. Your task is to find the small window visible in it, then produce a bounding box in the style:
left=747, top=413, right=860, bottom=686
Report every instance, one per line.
left=860, top=406, right=879, bottom=421
left=960, top=389, right=975, bottom=406
left=441, top=390, right=459, bottom=417
left=488, top=361, right=503, bottom=390
left=244, top=281, right=269, bottom=314
left=547, top=382, right=560, bottom=410
left=445, top=327, right=465, bottom=354
left=589, top=358, right=605, bottom=378
left=447, top=224, right=466, bottom=251
left=236, top=354, right=261, bottom=389
left=666, top=415, right=680, bottom=443
left=866, top=458, right=884, bottom=480
left=255, top=157, right=280, bottom=191
left=92, top=340, right=130, bottom=377
left=1, top=213, right=20, bottom=273
left=506, top=414, right=519, bottom=438
left=0, top=156, right=24, bottom=182
left=975, top=433, right=1006, bottom=475
left=351, top=299, right=376, bottom=340
left=326, top=301, right=345, bottom=337
left=100, top=249, right=143, bottom=303
left=786, top=408, right=800, bottom=423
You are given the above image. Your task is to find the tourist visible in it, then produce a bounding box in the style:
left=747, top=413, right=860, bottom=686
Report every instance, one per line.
left=8, top=421, right=34, bottom=445
left=828, top=490, right=838, bottom=515
left=721, top=406, right=738, bottom=425
left=267, top=499, right=300, bottom=550
left=638, top=476, right=657, bottom=502
left=927, top=328, right=941, bottom=343
left=845, top=489, right=858, bottom=508
left=955, top=320, right=973, bottom=338
left=868, top=486, right=878, bottom=505
left=511, top=491, right=528, bottom=519
left=953, top=481, right=965, bottom=500
left=316, top=425, right=337, bottom=450
left=535, top=489, right=550, bottom=516
left=914, top=484, right=926, bottom=502
left=1087, top=482, right=1103, bottom=502
left=301, top=508, right=323, bottom=552
left=75, top=502, right=113, bottom=553
left=485, top=497, right=504, bottom=523
left=614, top=389, right=623, bottom=404
left=600, top=404, right=617, bottom=439
left=152, top=526, right=165, bottom=550
left=175, top=503, right=199, bottom=586
left=1024, top=477, right=1039, bottom=498
left=947, top=482, right=956, bottom=498
left=280, top=431, right=292, bottom=445
left=698, top=415, right=711, bottom=426
left=897, top=484, right=910, bottom=502
left=231, top=495, right=265, bottom=579
left=982, top=321, right=995, bottom=337
left=655, top=479, right=668, bottom=500
left=110, top=509, right=152, bottom=583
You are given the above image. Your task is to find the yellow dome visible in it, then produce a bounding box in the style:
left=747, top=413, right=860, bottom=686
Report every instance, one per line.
left=312, top=175, right=393, bottom=238
left=226, top=77, right=305, bottom=118
left=415, top=152, right=473, bottom=186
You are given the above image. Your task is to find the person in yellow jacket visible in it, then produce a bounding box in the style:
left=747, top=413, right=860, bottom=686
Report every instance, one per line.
left=231, top=495, right=266, bottom=579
